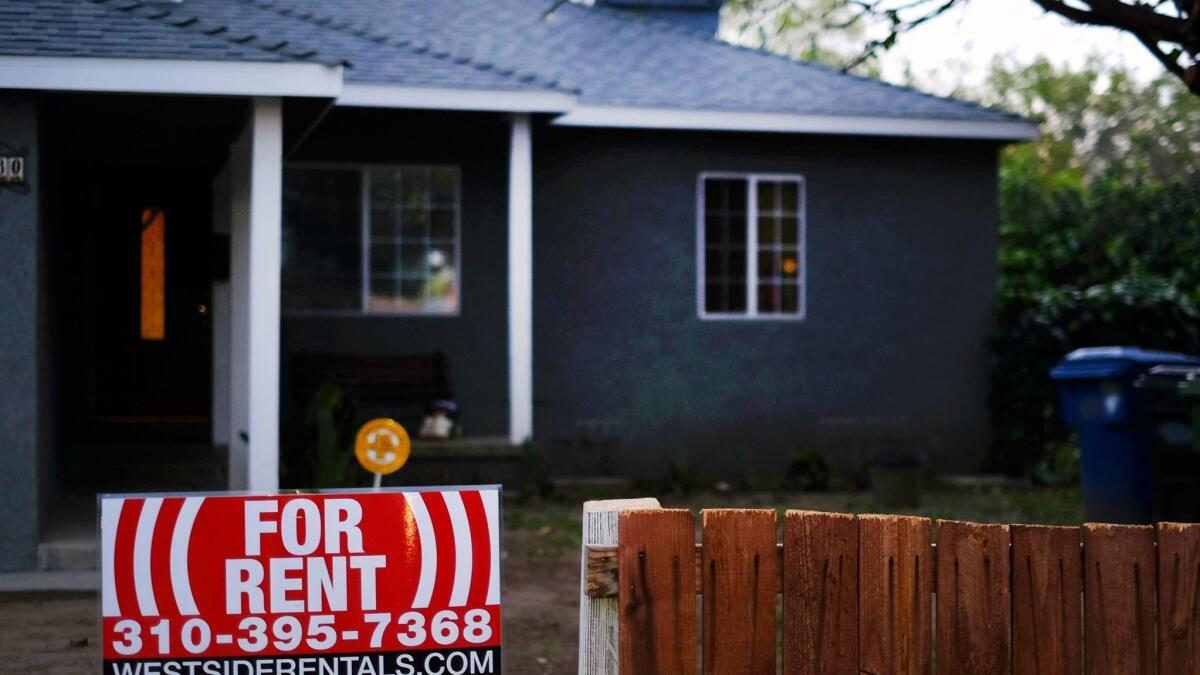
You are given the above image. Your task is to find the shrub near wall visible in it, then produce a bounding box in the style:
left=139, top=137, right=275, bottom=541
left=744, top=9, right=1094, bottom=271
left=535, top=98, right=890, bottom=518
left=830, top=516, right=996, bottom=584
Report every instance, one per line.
left=990, top=150, right=1200, bottom=476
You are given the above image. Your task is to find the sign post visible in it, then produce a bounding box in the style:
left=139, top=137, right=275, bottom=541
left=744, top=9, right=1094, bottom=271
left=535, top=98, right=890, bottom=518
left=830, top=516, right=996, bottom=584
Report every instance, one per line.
left=100, top=487, right=502, bottom=674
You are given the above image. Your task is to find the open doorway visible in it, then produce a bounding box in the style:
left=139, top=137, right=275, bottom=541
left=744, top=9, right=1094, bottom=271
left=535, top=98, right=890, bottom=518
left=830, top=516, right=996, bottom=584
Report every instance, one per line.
left=54, top=160, right=220, bottom=491
left=38, top=96, right=249, bottom=566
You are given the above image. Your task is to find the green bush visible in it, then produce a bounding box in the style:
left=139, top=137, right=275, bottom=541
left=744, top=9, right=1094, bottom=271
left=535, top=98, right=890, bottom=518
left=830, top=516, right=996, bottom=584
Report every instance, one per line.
left=990, top=157, right=1200, bottom=475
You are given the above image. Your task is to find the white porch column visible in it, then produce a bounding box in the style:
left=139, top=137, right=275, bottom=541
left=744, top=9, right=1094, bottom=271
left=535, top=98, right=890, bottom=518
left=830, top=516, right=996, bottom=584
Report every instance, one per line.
left=229, top=97, right=283, bottom=490
left=508, top=114, right=533, bottom=445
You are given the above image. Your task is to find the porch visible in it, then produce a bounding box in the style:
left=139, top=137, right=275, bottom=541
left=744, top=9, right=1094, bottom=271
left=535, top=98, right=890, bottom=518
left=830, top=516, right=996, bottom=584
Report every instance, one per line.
left=9, top=91, right=537, bottom=571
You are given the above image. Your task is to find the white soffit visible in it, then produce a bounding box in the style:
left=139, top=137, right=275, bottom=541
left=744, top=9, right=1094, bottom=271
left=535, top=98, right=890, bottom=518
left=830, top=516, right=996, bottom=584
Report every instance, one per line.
left=0, top=56, right=344, bottom=98
left=337, top=84, right=576, bottom=113
left=552, top=105, right=1038, bottom=141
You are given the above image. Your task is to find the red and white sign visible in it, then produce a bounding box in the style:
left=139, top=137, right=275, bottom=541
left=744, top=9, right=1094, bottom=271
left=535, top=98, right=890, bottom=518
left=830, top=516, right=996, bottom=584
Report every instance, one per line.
left=100, top=488, right=501, bottom=675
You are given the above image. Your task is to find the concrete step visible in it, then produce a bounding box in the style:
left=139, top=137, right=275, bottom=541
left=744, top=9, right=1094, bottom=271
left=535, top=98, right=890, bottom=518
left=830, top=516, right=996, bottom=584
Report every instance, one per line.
left=37, top=539, right=97, bottom=572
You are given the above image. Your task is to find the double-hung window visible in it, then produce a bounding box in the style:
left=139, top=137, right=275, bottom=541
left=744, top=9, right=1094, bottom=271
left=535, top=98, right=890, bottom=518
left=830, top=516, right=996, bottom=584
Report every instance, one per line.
left=698, top=173, right=805, bottom=319
left=282, top=165, right=461, bottom=315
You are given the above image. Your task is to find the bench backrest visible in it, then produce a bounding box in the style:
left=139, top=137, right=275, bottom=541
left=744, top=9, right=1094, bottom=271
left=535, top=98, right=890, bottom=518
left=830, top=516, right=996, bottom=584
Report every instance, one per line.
left=578, top=501, right=1199, bottom=675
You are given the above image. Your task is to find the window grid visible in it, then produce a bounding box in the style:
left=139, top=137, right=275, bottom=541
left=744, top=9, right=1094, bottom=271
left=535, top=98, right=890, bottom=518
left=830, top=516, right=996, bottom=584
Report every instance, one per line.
left=698, top=172, right=805, bottom=321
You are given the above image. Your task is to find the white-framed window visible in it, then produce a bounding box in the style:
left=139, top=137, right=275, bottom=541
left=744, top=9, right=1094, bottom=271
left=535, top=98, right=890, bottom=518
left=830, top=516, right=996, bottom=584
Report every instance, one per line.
left=697, top=172, right=806, bottom=320
left=282, top=164, right=461, bottom=315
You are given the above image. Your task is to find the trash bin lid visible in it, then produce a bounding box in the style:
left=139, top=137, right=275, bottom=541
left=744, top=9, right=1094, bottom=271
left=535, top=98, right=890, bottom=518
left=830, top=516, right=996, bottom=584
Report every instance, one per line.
left=1050, top=346, right=1200, bottom=380
left=1135, top=364, right=1200, bottom=391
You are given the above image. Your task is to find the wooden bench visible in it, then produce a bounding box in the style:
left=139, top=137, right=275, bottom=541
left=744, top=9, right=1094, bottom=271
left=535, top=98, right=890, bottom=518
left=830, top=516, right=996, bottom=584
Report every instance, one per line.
left=289, top=351, right=451, bottom=427
left=578, top=499, right=1200, bottom=675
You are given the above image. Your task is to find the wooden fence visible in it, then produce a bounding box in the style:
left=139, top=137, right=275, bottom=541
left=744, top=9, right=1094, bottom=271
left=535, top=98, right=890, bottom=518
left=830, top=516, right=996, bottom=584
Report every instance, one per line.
left=576, top=499, right=1200, bottom=675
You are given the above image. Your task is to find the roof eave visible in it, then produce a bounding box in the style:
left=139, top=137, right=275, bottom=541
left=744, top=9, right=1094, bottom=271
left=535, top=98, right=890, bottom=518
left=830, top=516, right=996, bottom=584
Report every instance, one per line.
left=551, top=105, right=1039, bottom=141
left=336, top=83, right=576, bottom=113
left=0, top=56, right=344, bottom=98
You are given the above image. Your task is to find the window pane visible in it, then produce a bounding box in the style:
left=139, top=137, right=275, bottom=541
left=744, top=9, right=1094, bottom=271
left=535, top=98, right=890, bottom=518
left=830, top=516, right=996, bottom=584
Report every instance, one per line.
left=728, top=180, right=747, bottom=212
left=370, top=242, right=401, bottom=277
left=758, top=215, right=777, bottom=245
left=758, top=283, right=780, bottom=313
left=282, top=168, right=362, bottom=310
left=728, top=283, right=747, bottom=312
left=780, top=215, right=798, bottom=245
left=781, top=252, right=800, bottom=278
left=401, top=244, right=427, bottom=275
left=727, top=216, right=746, bottom=245
left=758, top=250, right=778, bottom=278
left=368, top=167, right=460, bottom=314
left=430, top=208, right=455, bottom=241
left=401, top=169, right=430, bottom=207
left=780, top=181, right=799, bottom=212
left=757, top=181, right=777, bottom=212
left=371, top=207, right=400, bottom=238
left=782, top=283, right=799, bottom=313
left=728, top=248, right=746, bottom=277
left=400, top=208, right=428, bottom=239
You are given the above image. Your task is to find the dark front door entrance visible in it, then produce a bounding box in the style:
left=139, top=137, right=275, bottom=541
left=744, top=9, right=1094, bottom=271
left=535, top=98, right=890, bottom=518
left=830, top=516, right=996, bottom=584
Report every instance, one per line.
left=67, top=165, right=214, bottom=444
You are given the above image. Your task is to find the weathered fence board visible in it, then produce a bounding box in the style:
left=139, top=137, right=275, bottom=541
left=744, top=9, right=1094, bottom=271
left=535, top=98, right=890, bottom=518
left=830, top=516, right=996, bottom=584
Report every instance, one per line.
left=781, top=510, right=858, bottom=675
left=1083, top=523, right=1156, bottom=675
left=700, top=509, right=776, bottom=675
left=1010, top=524, right=1082, bottom=675
left=1157, top=522, right=1200, bottom=675
left=577, top=498, right=661, bottom=675
left=857, top=514, right=932, bottom=675
left=617, top=509, right=696, bottom=675
left=935, top=520, right=1009, bottom=675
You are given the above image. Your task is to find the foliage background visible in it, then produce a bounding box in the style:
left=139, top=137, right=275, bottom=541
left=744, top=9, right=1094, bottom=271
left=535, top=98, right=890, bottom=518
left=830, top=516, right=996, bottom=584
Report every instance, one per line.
left=981, top=59, right=1200, bottom=476
left=726, top=2, right=1200, bottom=476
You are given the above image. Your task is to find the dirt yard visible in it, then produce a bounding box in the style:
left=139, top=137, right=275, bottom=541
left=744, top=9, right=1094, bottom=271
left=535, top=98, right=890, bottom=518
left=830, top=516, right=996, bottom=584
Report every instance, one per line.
left=0, top=486, right=1082, bottom=675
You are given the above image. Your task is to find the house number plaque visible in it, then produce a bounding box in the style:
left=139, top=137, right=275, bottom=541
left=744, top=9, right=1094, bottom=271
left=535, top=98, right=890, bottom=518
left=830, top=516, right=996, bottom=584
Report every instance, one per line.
left=0, top=156, right=26, bottom=184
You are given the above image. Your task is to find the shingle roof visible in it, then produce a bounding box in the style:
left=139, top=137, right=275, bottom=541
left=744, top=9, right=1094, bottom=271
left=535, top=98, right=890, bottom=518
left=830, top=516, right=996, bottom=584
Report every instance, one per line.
left=0, top=0, right=1024, bottom=125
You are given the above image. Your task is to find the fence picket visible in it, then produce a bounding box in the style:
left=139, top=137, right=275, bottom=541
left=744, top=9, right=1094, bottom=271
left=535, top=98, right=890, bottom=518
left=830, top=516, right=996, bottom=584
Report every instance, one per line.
left=935, top=520, right=1009, bottom=674
left=1157, top=522, right=1200, bottom=674
left=1010, top=525, right=1082, bottom=675
left=858, top=514, right=932, bottom=675
left=701, top=509, right=777, bottom=675
left=781, top=510, right=858, bottom=675
left=617, top=509, right=697, bottom=675
left=1083, top=523, right=1156, bottom=675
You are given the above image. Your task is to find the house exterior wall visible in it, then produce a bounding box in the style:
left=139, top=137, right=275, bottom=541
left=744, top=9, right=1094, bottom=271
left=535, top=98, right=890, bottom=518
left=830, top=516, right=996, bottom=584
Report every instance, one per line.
left=533, top=126, right=1001, bottom=482
left=0, top=94, right=41, bottom=570
left=282, top=109, right=510, bottom=438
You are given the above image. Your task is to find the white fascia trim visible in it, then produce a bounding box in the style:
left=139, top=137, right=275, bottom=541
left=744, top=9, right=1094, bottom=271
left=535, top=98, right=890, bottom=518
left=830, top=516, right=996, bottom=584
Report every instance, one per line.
left=552, top=105, right=1039, bottom=141
left=0, top=56, right=343, bottom=98
left=337, top=83, right=576, bottom=113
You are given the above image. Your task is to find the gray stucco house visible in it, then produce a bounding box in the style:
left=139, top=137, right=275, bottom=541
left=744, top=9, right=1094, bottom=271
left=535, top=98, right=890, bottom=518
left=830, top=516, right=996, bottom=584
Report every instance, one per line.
left=0, top=0, right=1033, bottom=571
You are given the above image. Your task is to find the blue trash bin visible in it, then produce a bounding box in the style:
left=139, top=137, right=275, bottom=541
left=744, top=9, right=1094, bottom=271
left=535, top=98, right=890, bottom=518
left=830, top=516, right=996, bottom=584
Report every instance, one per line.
left=1050, top=346, right=1200, bottom=523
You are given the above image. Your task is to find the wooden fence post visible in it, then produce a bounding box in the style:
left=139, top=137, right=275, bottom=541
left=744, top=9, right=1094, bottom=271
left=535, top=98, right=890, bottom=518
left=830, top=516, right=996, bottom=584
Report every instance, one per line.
left=578, top=498, right=661, bottom=675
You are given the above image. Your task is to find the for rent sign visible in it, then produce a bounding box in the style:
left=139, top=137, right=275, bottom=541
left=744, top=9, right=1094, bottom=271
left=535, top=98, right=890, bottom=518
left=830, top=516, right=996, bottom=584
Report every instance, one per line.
left=100, top=488, right=501, bottom=675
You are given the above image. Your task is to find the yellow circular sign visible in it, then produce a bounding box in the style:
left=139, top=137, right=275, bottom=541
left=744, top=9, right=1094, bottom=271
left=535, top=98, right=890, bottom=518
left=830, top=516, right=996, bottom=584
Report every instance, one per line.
left=354, top=418, right=411, bottom=475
